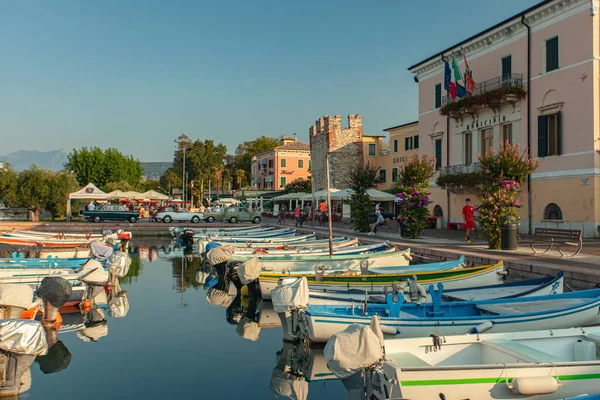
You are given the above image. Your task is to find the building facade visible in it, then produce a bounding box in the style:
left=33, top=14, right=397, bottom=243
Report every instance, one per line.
left=251, top=136, right=311, bottom=190
left=378, top=121, right=420, bottom=190
left=409, top=0, right=600, bottom=238
left=309, top=114, right=364, bottom=191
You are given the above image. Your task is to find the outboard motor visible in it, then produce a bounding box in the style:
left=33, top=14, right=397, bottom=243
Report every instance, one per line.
left=36, top=277, right=73, bottom=328
left=107, top=251, right=132, bottom=286
left=181, top=228, right=195, bottom=248
left=0, top=320, right=48, bottom=397
left=35, top=323, right=71, bottom=375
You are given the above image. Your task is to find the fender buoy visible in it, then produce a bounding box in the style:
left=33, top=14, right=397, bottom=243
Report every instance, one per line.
left=253, top=248, right=268, bottom=255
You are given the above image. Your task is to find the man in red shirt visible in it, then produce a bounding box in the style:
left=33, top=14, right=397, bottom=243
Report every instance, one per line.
left=462, top=198, right=475, bottom=243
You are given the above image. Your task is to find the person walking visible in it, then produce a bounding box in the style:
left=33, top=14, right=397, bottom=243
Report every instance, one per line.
left=303, top=203, right=311, bottom=222
left=294, top=205, right=302, bottom=227
left=318, top=200, right=327, bottom=226
left=462, top=198, right=475, bottom=243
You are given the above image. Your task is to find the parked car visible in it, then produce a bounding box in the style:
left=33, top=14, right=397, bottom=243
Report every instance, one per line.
left=367, top=207, right=396, bottom=223
left=155, top=207, right=204, bottom=223
left=202, top=208, right=225, bottom=223
left=84, top=204, right=140, bottom=223
left=224, top=207, right=262, bottom=224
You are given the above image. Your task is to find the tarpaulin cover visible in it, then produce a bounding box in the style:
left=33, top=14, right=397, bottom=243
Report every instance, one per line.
left=324, top=324, right=383, bottom=379
left=79, top=259, right=109, bottom=285
left=36, top=277, right=72, bottom=308
left=206, top=288, right=233, bottom=307
left=238, top=257, right=261, bottom=285
left=207, top=246, right=232, bottom=265
left=196, top=270, right=208, bottom=285
left=0, top=284, right=34, bottom=309
left=108, top=292, right=129, bottom=318
left=108, top=251, right=131, bottom=278
left=77, top=321, right=108, bottom=342
left=269, top=368, right=308, bottom=400
left=35, top=341, right=71, bottom=374
left=0, top=244, right=41, bottom=258
left=236, top=317, right=260, bottom=341
left=90, top=241, right=114, bottom=260
left=272, top=277, right=309, bottom=313
left=205, top=242, right=222, bottom=253
left=0, top=320, right=48, bottom=356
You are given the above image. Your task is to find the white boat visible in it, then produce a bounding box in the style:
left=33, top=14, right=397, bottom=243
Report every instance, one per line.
left=10, top=230, right=104, bottom=239
left=226, top=237, right=358, bottom=251
left=366, top=326, right=600, bottom=399
left=231, top=242, right=388, bottom=261
left=302, top=287, right=600, bottom=343
left=198, top=232, right=315, bottom=253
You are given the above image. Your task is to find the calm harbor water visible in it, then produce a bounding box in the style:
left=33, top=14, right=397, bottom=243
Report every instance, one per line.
left=26, top=238, right=347, bottom=400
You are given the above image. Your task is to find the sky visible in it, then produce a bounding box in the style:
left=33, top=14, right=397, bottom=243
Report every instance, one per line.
left=1, top=0, right=540, bottom=162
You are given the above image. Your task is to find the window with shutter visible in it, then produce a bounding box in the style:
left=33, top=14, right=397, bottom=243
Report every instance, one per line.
left=435, top=84, right=442, bottom=109
left=392, top=168, right=398, bottom=182
left=546, top=37, right=559, bottom=72
left=538, top=115, right=548, bottom=157
left=502, top=124, right=513, bottom=146
left=413, top=135, right=419, bottom=149
left=538, top=112, right=562, bottom=157
left=435, top=139, right=442, bottom=169
left=464, top=132, right=472, bottom=164
left=393, top=139, right=398, bottom=153
left=379, top=169, right=386, bottom=183
left=405, top=137, right=413, bottom=151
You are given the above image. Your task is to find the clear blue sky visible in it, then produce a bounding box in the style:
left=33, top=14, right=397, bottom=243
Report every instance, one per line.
left=1, top=0, right=540, bottom=161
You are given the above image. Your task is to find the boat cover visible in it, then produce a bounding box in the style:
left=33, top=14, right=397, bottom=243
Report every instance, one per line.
left=369, top=316, right=385, bottom=350
left=269, top=369, right=308, bottom=400
left=0, top=320, right=48, bottom=356
left=36, top=277, right=72, bottom=308
left=207, top=246, right=233, bottom=265
left=80, top=259, right=109, bottom=285
left=108, top=251, right=131, bottom=278
left=108, top=292, right=129, bottom=318
left=205, top=242, right=221, bottom=253
left=206, top=288, right=233, bottom=307
left=236, top=317, right=260, bottom=341
left=36, top=341, right=71, bottom=374
left=238, top=257, right=261, bottom=285
left=77, top=321, right=108, bottom=342
left=272, top=277, right=309, bottom=313
left=0, top=284, right=34, bottom=309
left=196, top=270, right=208, bottom=284
left=90, top=241, right=114, bottom=260
left=324, top=324, right=383, bottom=379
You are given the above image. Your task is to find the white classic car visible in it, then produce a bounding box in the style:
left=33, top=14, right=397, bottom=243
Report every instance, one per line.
left=154, top=206, right=204, bottom=223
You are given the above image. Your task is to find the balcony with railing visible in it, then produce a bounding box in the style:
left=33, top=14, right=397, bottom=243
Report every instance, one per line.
left=441, top=74, right=526, bottom=119
left=436, top=163, right=485, bottom=194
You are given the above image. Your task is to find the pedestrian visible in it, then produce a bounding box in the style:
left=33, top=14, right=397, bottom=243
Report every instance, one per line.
left=278, top=205, right=287, bottom=225
left=375, top=202, right=380, bottom=213
left=294, top=205, right=302, bottom=227
left=462, top=198, right=475, bottom=243
left=368, top=211, right=384, bottom=236
left=129, top=202, right=135, bottom=212
left=86, top=201, right=96, bottom=211
left=318, top=200, right=327, bottom=225
left=303, top=203, right=311, bottom=222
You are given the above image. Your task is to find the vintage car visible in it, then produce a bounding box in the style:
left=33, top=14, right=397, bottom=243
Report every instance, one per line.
left=202, top=208, right=225, bottom=223
left=224, top=207, right=262, bottom=224
left=154, top=206, right=204, bottom=223
left=84, top=204, right=140, bottom=223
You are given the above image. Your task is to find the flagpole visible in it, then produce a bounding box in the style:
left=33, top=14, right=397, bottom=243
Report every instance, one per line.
left=325, top=153, right=333, bottom=256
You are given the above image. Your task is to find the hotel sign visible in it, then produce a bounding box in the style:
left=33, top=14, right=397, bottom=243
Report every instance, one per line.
left=280, top=170, right=294, bottom=175
left=392, top=156, right=408, bottom=165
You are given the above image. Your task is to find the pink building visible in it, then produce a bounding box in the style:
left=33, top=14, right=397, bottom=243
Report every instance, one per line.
left=251, top=136, right=311, bottom=190
left=409, top=0, right=600, bottom=238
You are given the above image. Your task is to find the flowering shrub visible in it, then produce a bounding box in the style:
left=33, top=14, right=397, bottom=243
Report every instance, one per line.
left=395, top=186, right=431, bottom=239
left=476, top=178, right=521, bottom=249
left=350, top=192, right=372, bottom=232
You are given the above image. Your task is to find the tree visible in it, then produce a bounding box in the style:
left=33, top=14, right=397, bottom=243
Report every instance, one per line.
left=16, top=165, right=50, bottom=221
left=159, top=168, right=182, bottom=195
left=66, top=146, right=142, bottom=189
left=476, top=144, right=539, bottom=249
left=234, top=136, right=282, bottom=187
left=393, top=155, right=436, bottom=239
left=45, top=171, right=78, bottom=219
left=349, top=162, right=382, bottom=232
left=284, top=178, right=311, bottom=194
left=0, top=163, right=19, bottom=206
left=235, top=169, right=246, bottom=189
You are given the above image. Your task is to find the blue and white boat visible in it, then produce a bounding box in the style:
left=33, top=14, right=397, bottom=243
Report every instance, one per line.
left=300, top=286, right=600, bottom=343
left=0, top=254, right=91, bottom=269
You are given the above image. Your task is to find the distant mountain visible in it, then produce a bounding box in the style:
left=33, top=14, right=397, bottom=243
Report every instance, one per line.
left=0, top=149, right=70, bottom=171
left=0, top=149, right=171, bottom=179
left=140, top=162, right=172, bottom=180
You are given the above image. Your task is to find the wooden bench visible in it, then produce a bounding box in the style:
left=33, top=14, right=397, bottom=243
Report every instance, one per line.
left=446, top=222, right=465, bottom=230
left=529, top=228, right=583, bottom=257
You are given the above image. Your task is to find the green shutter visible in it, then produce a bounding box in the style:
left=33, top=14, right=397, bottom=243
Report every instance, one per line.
left=556, top=111, right=562, bottom=155
left=414, top=135, right=419, bottom=149
left=405, top=137, right=409, bottom=150
left=538, top=115, right=548, bottom=157
left=394, top=140, right=398, bottom=153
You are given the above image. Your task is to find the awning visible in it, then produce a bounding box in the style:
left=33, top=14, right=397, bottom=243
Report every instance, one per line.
left=258, top=159, right=267, bottom=165
left=264, top=175, right=274, bottom=183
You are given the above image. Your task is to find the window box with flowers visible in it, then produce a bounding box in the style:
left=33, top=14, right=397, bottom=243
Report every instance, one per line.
left=440, top=86, right=527, bottom=119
